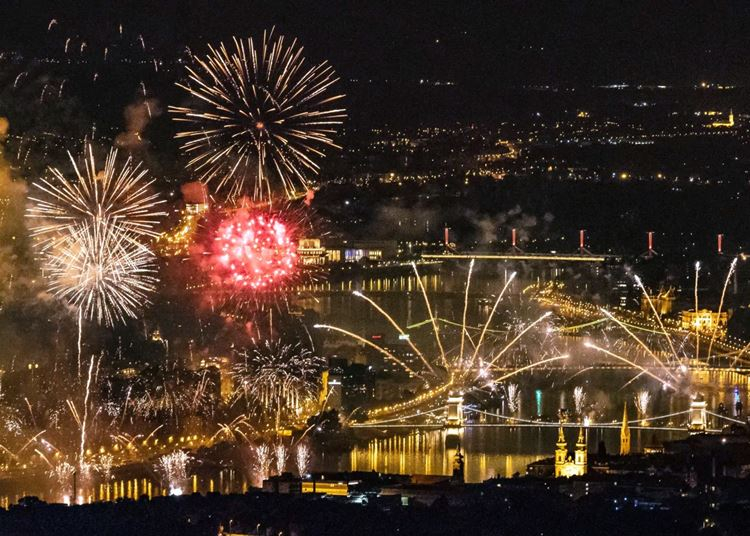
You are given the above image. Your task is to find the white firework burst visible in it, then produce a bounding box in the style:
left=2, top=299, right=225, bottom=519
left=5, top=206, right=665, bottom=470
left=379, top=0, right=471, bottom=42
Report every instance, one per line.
left=171, top=28, right=345, bottom=200
left=44, top=218, right=157, bottom=326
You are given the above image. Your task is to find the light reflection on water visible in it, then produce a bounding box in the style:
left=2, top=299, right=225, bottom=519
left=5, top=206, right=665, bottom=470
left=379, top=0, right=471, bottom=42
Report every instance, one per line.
left=340, top=365, right=750, bottom=484
left=301, top=270, right=750, bottom=483
left=345, top=426, right=677, bottom=483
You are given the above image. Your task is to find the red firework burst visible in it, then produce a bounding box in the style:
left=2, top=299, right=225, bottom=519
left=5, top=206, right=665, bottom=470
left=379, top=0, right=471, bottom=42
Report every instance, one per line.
left=211, top=209, right=298, bottom=291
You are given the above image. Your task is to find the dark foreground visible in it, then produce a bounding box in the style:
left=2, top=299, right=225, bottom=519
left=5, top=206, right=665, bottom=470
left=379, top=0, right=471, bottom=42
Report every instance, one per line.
left=0, top=482, right=745, bottom=536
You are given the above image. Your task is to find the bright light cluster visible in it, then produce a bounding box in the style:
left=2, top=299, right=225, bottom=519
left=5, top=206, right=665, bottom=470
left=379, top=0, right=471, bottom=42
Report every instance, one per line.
left=212, top=210, right=298, bottom=291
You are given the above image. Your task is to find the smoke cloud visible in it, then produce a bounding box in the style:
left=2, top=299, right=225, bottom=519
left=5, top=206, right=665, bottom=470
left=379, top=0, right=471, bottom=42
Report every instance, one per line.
left=115, top=98, right=162, bottom=151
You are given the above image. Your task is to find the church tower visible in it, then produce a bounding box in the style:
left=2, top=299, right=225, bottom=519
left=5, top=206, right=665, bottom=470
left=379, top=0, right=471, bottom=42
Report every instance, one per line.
left=620, top=402, right=631, bottom=455
left=574, top=426, right=587, bottom=473
left=554, top=425, right=567, bottom=477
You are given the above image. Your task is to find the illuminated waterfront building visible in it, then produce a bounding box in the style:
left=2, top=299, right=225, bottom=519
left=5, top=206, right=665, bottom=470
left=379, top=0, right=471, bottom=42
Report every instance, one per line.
left=325, top=240, right=397, bottom=263
left=297, top=238, right=327, bottom=265
left=680, top=309, right=728, bottom=336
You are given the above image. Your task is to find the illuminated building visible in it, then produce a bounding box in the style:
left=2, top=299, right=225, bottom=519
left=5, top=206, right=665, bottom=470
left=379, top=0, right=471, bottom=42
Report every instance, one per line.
left=708, top=109, right=734, bottom=128
left=325, top=240, right=397, bottom=263
left=554, top=426, right=588, bottom=477
left=298, top=238, right=327, bottom=265
left=301, top=480, right=348, bottom=496
left=680, top=309, right=728, bottom=336
left=640, top=288, right=674, bottom=316
left=620, top=402, right=631, bottom=455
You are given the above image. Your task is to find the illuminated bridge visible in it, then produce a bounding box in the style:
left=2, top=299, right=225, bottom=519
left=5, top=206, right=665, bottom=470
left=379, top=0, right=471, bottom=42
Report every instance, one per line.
left=421, top=252, right=620, bottom=264
left=351, top=404, right=745, bottom=435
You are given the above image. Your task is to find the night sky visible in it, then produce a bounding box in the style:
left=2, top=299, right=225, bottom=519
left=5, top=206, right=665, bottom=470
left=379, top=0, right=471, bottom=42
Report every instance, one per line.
left=2, top=1, right=750, bottom=86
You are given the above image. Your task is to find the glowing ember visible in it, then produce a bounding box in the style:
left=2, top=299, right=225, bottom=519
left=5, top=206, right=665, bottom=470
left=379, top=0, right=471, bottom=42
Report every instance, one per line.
left=212, top=210, right=298, bottom=291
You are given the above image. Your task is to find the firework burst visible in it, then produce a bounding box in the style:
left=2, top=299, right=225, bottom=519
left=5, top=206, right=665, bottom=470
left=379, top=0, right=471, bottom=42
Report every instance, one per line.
left=171, top=29, right=346, bottom=200
left=634, top=389, right=651, bottom=423
left=209, top=207, right=298, bottom=291
left=43, top=218, right=158, bottom=326
left=232, top=341, right=324, bottom=429
left=156, top=451, right=190, bottom=493
left=97, top=453, right=114, bottom=482
left=274, top=442, right=288, bottom=475
left=573, top=386, right=586, bottom=416
left=27, top=144, right=164, bottom=249
left=48, top=461, right=75, bottom=499
left=253, top=443, right=273, bottom=483
left=295, top=443, right=312, bottom=476
left=505, top=383, right=520, bottom=414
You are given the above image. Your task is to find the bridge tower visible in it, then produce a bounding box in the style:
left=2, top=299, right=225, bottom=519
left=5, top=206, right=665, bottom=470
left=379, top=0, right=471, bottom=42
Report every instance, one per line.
left=688, top=398, right=708, bottom=434
left=446, top=392, right=464, bottom=426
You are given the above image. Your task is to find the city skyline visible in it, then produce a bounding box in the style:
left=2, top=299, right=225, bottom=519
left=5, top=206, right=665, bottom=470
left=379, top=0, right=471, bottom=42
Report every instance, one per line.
left=1, top=3, right=750, bottom=535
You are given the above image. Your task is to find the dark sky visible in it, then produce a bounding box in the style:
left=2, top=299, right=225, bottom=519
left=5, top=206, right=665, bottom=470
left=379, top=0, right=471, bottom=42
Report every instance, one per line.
left=2, top=0, right=750, bottom=86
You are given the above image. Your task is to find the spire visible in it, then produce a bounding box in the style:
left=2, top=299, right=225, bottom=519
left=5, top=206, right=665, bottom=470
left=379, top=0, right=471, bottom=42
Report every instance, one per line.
left=620, top=402, right=631, bottom=455
left=557, top=425, right=566, bottom=449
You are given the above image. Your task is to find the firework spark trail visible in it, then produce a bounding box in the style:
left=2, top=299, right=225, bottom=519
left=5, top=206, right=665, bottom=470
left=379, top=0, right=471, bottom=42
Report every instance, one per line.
left=76, top=308, right=83, bottom=378
left=459, top=260, right=475, bottom=362
left=694, top=262, right=701, bottom=360
left=486, top=312, right=552, bottom=367
left=411, top=262, right=447, bottom=367
left=210, top=415, right=253, bottom=444
left=295, top=443, right=311, bottom=476
left=171, top=29, right=345, bottom=200
left=707, top=257, right=738, bottom=359
left=468, top=272, right=517, bottom=370
left=314, top=324, right=423, bottom=379
left=584, top=342, right=675, bottom=390
left=599, top=308, right=679, bottom=383
left=352, top=291, right=436, bottom=375
left=34, top=449, right=52, bottom=468
left=486, top=355, right=569, bottom=386
left=79, top=356, right=95, bottom=471
left=634, top=275, right=679, bottom=366
left=619, top=370, right=647, bottom=391
left=573, top=386, right=586, bottom=416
